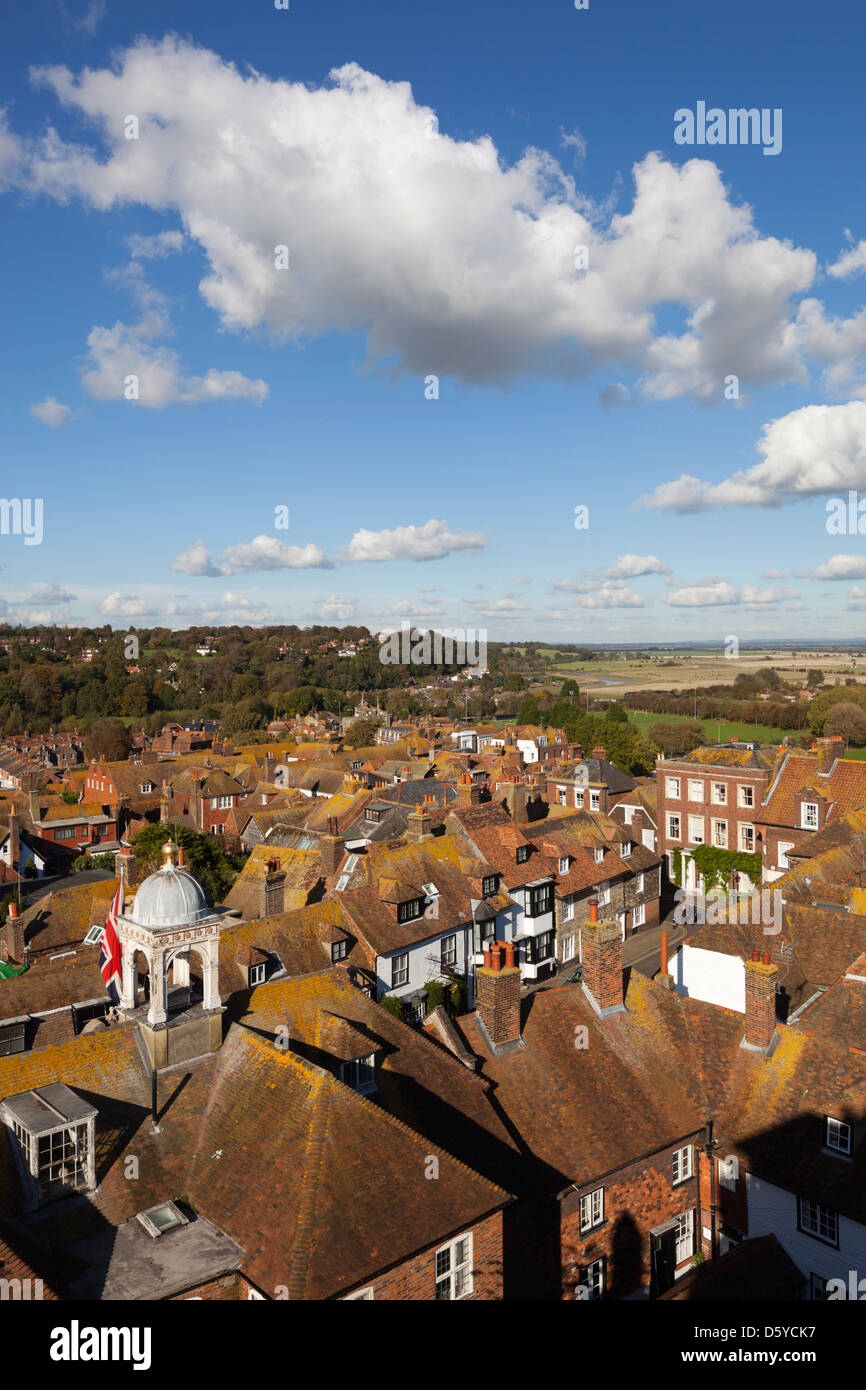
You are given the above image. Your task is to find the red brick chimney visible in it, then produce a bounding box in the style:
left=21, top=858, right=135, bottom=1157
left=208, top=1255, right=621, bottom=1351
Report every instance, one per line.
left=475, top=944, right=522, bottom=1048
left=407, top=797, right=434, bottom=841
left=0, top=902, right=24, bottom=965
left=320, top=816, right=344, bottom=876
left=582, top=911, right=626, bottom=1017
left=456, top=773, right=481, bottom=807
left=743, top=951, right=779, bottom=1051
left=592, top=746, right=607, bottom=763
left=815, top=736, right=844, bottom=774
left=116, top=845, right=137, bottom=886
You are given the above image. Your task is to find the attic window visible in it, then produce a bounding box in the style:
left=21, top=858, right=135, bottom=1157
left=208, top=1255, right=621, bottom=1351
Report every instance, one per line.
left=331, top=939, right=348, bottom=963
left=249, top=962, right=267, bottom=986
left=516, top=845, right=530, bottom=865
left=621, top=841, right=632, bottom=857
left=340, top=1055, right=377, bottom=1095
left=140, top=782, right=155, bottom=794
left=397, top=898, right=423, bottom=924
left=365, top=808, right=383, bottom=823
left=594, top=847, right=605, bottom=864
left=558, top=857, right=570, bottom=874
left=802, top=802, right=819, bottom=830
left=482, top=874, right=499, bottom=897
left=136, top=1200, right=189, bottom=1239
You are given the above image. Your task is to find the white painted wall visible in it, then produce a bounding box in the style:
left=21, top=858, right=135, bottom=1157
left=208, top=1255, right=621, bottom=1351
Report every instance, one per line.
left=670, top=942, right=745, bottom=1011
left=747, top=1173, right=866, bottom=1297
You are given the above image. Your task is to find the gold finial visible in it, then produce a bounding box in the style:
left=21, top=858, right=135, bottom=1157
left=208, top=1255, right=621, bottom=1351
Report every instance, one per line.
left=161, top=841, right=177, bottom=869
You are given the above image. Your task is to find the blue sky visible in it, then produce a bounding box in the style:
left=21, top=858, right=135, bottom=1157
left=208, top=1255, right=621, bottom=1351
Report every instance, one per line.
left=2, top=0, right=866, bottom=642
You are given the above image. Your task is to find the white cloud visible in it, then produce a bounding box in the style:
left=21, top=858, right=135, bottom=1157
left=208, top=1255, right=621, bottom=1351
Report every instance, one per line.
left=170, top=539, right=222, bottom=577
left=665, top=581, right=739, bottom=607
left=5, top=39, right=823, bottom=398
left=797, top=554, right=866, bottom=580
left=639, top=402, right=866, bottom=511
left=559, top=127, right=587, bottom=167
left=465, top=596, right=529, bottom=616
left=606, top=553, right=671, bottom=579
left=847, top=585, right=866, bottom=610
left=100, top=591, right=154, bottom=616
left=572, top=586, right=649, bottom=609
left=25, top=581, right=77, bottom=605
left=82, top=320, right=268, bottom=408
left=343, top=519, right=486, bottom=562
left=828, top=238, right=866, bottom=280
left=319, top=593, right=358, bottom=621
left=219, top=535, right=332, bottom=572
left=762, top=568, right=785, bottom=579
left=126, top=229, right=185, bottom=259
left=30, top=396, right=71, bottom=426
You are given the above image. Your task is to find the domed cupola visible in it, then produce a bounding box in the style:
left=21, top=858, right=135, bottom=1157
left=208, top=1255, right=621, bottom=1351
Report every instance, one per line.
left=131, top=842, right=210, bottom=929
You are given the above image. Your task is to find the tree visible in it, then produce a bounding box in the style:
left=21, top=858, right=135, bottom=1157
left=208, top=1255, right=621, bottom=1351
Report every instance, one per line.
left=560, top=679, right=580, bottom=700
left=516, top=695, right=541, bottom=726
left=605, top=702, right=628, bottom=724
left=647, top=720, right=706, bottom=758
left=823, top=701, right=866, bottom=746
left=344, top=717, right=379, bottom=749
left=84, top=718, right=133, bottom=762
left=806, top=668, right=824, bottom=689
left=131, top=823, right=241, bottom=903
left=809, top=684, right=866, bottom=735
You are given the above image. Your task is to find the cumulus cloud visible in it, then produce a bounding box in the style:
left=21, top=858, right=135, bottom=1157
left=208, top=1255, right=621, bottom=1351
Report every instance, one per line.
left=606, top=553, right=671, bottom=579
left=318, top=593, right=358, bottom=621
left=342, top=519, right=486, bottom=562
left=219, top=536, right=332, bottom=572
left=639, top=401, right=866, bottom=511
left=664, top=581, right=740, bottom=607
left=25, top=581, right=77, bottom=605
left=2, top=38, right=827, bottom=398
left=170, top=539, right=222, bottom=577
left=30, top=396, right=71, bottom=426
left=828, top=238, right=866, bottom=280
left=101, top=591, right=154, bottom=616
left=82, top=319, right=268, bottom=407
left=796, top=554, right=866, bottom=580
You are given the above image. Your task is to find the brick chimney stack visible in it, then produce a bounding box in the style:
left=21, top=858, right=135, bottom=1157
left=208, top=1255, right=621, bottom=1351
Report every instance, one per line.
left=592, top=746, right=607, bottom=763
left=456, top=773, right=481, bottom=807
left=815, top=736, right=844, bottom=774
left=320, top=816, right=344, bottom=876
left=505, top=777, right=529, bottom=825
left=657, top=926, right=674, bottom=991
left=582, top=908, right=626, bottom=1018
left=263, top=752, right=276, bottom=783
left=116, top=845, right=137, bottom=886
left=0, top=902, right=25, bottom=965
left=407, top=797, right=434, bottom=842
left=475, top=943, right=522, bottom=1048
left=743, top=951, right=779, bottom=1052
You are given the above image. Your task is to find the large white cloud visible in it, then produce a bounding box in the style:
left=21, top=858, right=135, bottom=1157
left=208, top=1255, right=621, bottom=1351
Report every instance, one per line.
left=342, top=519, right=486, bottom=562
left=3, top=38, right=829, bottom=397
left=639, top=401, right=866, bottom=511
left=219, top=535, right=332, bottom=573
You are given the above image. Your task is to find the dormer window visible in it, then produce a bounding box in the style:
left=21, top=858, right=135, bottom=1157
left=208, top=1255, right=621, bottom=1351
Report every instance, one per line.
left=140, top=782, right=155, bottom=794
left=397, top=898, right=423, bottom=924
left=340, top=1055, right=377, bottom=1095
left=589, top=791, right=600, bottom=811
left=249, top=962, right=267, bottom=986
left=826, top=1117, right=852, bottom=1155
left=331, top=939, right=348, bottom=963
left=516, top=845, right=530, bottom=865
left=621, top=841, right=632, bottom=857
left=1, top=1084, right=97, bottom=1211
left=802, top=802, right=819, bottom=830
left=594, top=847, right=604, bottom=864
left=482, top=874, right=499, bottom=897
left=558, top=856, right=570, bottom=874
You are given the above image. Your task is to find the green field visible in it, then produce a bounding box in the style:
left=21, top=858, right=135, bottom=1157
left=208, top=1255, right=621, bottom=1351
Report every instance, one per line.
left=623, top=709, right=866, bottom=760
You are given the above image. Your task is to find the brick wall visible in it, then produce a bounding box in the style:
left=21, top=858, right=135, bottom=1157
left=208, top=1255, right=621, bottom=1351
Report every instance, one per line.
left=172, top=1272, right=243, bottom=1301
left=559, top=1143, right=702, bottom=1299
left=340, top=1209, right=504, bottom=1301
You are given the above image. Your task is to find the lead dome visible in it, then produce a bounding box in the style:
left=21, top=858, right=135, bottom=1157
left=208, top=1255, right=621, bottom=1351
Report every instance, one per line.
left=129, top=842, right=210, bottom=929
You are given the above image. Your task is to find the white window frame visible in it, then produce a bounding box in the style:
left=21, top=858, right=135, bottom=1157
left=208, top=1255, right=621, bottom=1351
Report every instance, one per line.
left=249, top=962, right=266, bottom=986
left=579, top=1186, right=604, bottom=1233
left=802, top=802, right=819, bottom=830
left=557, top=787, right=567, bottom=806
left=341, top=1054, right=377, bottom=1095
left=561, top=934, right=575, bottom=962
left=589, top=790, right=600, bottom=811
left=558, top=856, right=570, bottom=874
left=578, top=1257, right=604, bottom=1301
left=634, top=903, right=645, bottom=927
left=738, top=784, right=754, bottom=809
left=672, top=1145, right=693, bottom=1185
left=210, top=797, right=218, bottom=810
left=688, top=816, right=705, bottom=845
left=218, top=795, right=233, bottom=810
left=621, top=841, right=632, bottom=857
left=712, top=819, right=728, bottom=849
left=777, top=841, right=795, bottom=870
left=667, top=813, right=681, bottom=841
left=738, top=823, right=755, bottom=853
left=637, top=873, right=645, bottom=894
left=574, top=790, right=584, bottom=808
left=712, top=782, right=727, bottom=805
left=665, top=777, right=681, bottom=799
left=798, top=1197, right=838, bottom=1245
left=687, top=779, right=703, bottom=802
left=440, top=934, right=458, bottom=969
left=563, top=898, right=575, bottom=922
left=674, top=1209, right=695, bottom=1264
left=826, top=1117, right=852, bottom=1156
left=391, top=953, right=409, bottom=988
left=435, top=1232, right=473, bottom=1300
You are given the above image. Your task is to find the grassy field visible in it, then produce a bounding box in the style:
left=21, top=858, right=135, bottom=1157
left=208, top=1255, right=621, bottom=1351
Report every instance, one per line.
left=623, top=709, right=866, bottom=760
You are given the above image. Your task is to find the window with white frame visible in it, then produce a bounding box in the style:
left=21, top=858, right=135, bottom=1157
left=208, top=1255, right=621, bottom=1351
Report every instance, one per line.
left=665, top=777, right=681, bottom=799
left=331, top=939, right=348, bottom=963
left=674, top=1210, right=694, bottom=1263
left=575, top=790, right=584, bottom=808
left=712, top=819, right=728, bottom=849
left=688, top=816, right=704, bottom=845
left=218, top=795, right=233, bottom=809
left=579, top=1186, right=604, bottom=1233
left=557, top=787, right=567, bottom=806
left=634, top=903, right=645, bottom=927
left=249, top=962, right=266, bottom=986
left=210, top=797, right=218, bottom=810
left=738, top=824, right=755, bottom=852
left=435, top=1233, right=473, bottom=1300
left=667, top=814, right=681, bottom=841
left=391, top=953, right=409, bottom=988
left=563, top=897, right=575, bottom=921
left=561, top=934, right=575, bottom=962
left=738, top=785, right=754, bottom=808
left=802, top=802, right=819, bottom=830
left=718, top=1156, right=738, bottom=1192
left=798, top=1197, right=838, bottom=1245
left=688, top=779, right=703, bottom=802
left=621, top=841, right=632, bottom=857
left=637, top=873, right=645, bottom=894
left=596, top=882, right=610, bottom=906
left=826, top=1117, right=852, bottom=1155
left=672, top=1145, right=693, bottom=1184
left=440, top=934, right=458, bottom=969
left=589, top=791, right=600, bottom=811
left=778, top=842, right=795, bottom=870
left=558, top=856, right=570, bottom=874
left=712, top=782, right=727, bottom=805
left=594, top=846, right=605, bottom=863
left=577, top=1257, right=604, bottom=1301
left=623, top=805, right=635, bottom=824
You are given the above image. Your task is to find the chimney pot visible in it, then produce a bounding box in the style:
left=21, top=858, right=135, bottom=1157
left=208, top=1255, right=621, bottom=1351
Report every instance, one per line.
left=659, top=927, right=668, bottom=976
left=588, top=897, right=599, bottom=923
left=9, top=903, right=19, bottom=919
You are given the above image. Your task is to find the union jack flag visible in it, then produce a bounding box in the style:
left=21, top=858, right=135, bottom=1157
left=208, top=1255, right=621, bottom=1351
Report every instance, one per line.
left=99, top=878, right=123, bottom=1005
